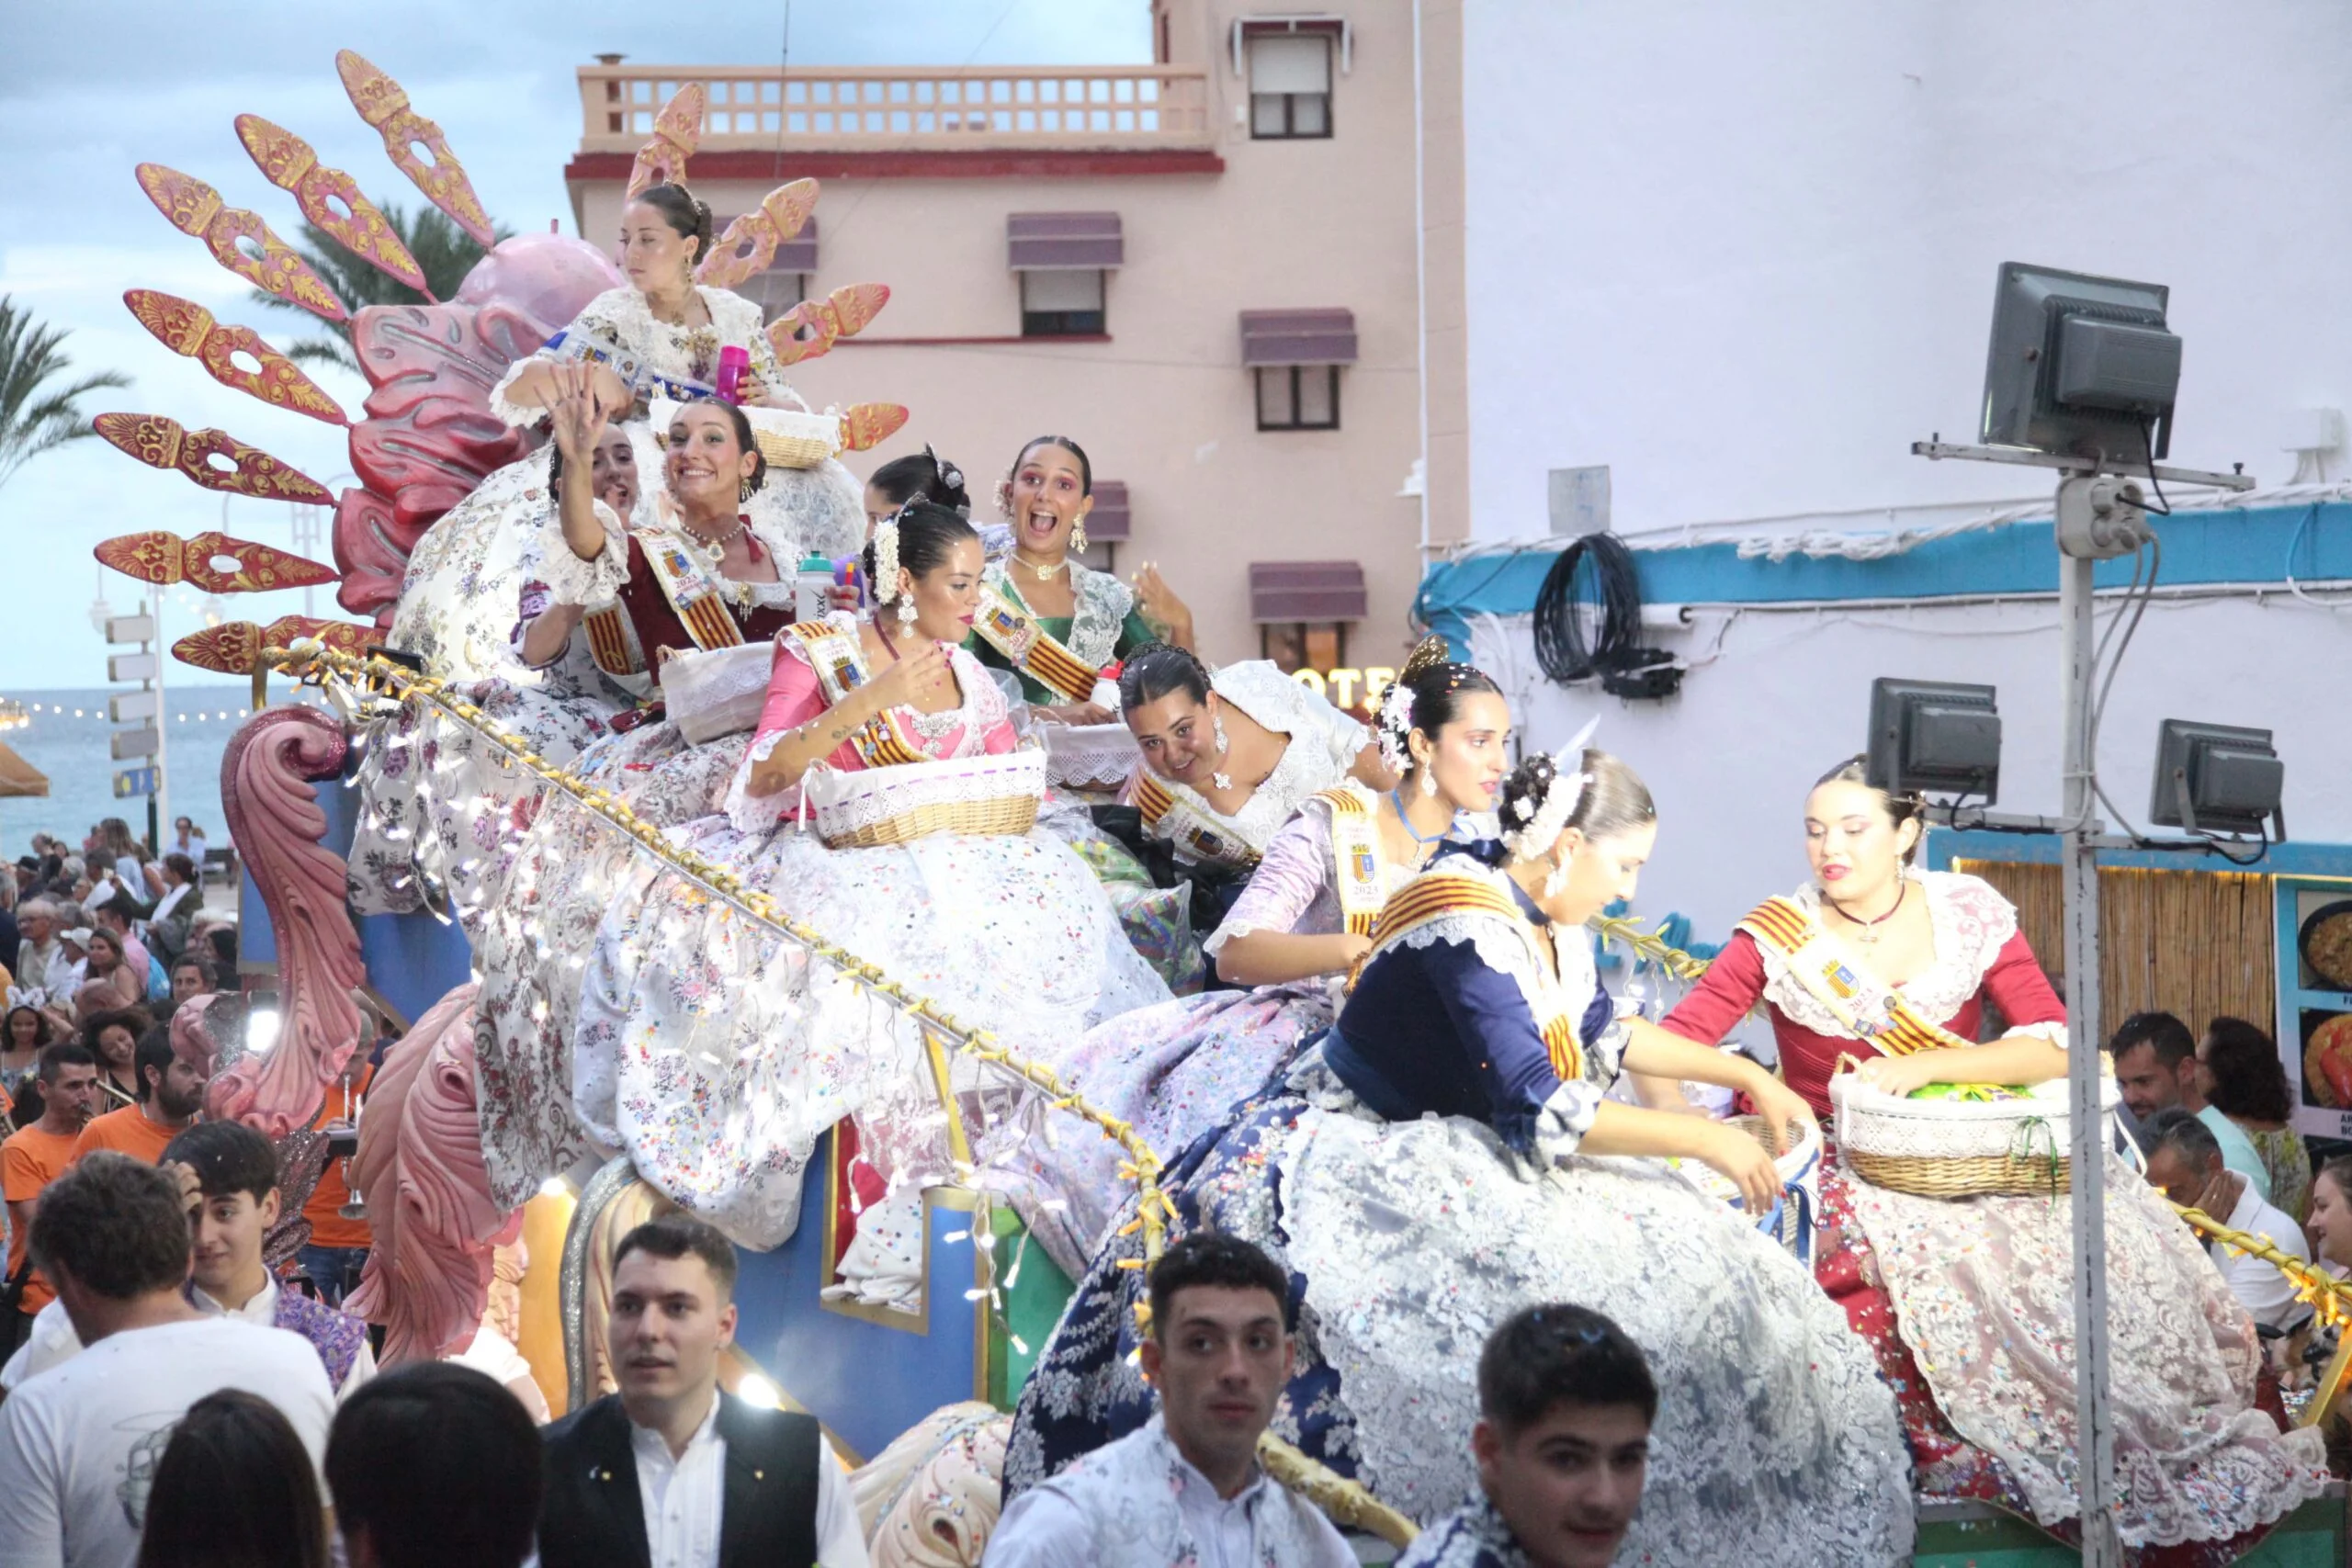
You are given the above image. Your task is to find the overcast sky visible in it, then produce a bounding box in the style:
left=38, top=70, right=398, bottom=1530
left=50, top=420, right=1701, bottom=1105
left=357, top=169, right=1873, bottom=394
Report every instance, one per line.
left=0, top=0, right=1149, bottom=688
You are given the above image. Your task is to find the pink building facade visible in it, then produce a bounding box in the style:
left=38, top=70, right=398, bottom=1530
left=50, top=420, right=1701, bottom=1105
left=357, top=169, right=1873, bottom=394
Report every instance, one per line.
left=563, top=0, right=1471, bottom=681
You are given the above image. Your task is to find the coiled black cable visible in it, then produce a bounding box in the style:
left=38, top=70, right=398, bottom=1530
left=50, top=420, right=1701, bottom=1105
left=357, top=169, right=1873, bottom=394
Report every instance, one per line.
left=1532, top=531, right=1645, bottom=684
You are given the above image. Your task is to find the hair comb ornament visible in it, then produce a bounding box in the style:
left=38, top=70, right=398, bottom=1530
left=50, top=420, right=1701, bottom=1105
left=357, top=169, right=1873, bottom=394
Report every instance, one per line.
left=925, top=443, right=965, bottom=493
left=1503, top=715, right=1600, bottom=863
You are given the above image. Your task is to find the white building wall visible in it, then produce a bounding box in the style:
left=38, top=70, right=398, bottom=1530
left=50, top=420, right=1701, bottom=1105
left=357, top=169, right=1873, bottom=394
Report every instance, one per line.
left=1459, top=1, right=2352, bottom=539
left=1469, top=591, right=2352, bottom=945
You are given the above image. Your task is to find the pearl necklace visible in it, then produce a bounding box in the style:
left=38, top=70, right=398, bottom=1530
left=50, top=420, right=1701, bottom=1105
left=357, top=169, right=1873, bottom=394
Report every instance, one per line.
left=1012, top=550, right=1068, bottom=582
left=684, top=514, right=753, bottom=558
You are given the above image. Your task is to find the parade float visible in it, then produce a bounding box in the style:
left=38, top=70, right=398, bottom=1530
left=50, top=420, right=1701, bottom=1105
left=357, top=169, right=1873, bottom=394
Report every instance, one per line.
left=81, top=48, right=2352, bottom=1567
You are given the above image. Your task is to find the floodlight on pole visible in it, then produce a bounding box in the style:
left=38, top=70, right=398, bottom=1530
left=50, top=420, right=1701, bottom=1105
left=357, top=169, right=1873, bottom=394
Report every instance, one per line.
left=1909, top=260, right=2256, bottom=1568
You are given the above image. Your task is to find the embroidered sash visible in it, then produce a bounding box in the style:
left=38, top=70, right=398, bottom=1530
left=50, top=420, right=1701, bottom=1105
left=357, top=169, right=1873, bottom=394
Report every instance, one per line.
left=1736, top=895, right=1973, bottom=1057
left=969, top=579, right=1102, bottom=704
left=782, top=620, right=926, bottom=768
left=537, top=326, right=718, bottom=407
left=1134, top=773, right=1261, bottom=872
left=582, top=527, right=745, bottom=680
left=1313, top=784, right=1386, bottom=937
left=1369, top=872, right=1584, bottom=1081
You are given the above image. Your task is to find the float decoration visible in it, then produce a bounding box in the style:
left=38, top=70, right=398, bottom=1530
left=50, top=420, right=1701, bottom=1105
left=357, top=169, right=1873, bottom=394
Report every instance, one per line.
left=92, top=412, right=332, bottom=502
left=134, top=164, right=349, bottom=323
left=840, top=402, right=911, bottom=453
left=174, top=615, right=379, bottom=675
left=235, top=114, right=434, bottom=296
left=336, top=49, right=497, bottom=246
left=124, top=289, right=348, bottom=426
left=697, top=178, right=820, bottom=290
left=95, top=527, right=340, bottom=592
left=824, top=282, right=891, bottom=337
left=625, top=83, right=706, bottom=201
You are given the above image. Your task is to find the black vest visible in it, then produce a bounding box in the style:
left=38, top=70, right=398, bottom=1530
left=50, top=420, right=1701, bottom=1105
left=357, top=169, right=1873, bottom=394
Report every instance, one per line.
left=537, top=1392, right=822, bottom=1568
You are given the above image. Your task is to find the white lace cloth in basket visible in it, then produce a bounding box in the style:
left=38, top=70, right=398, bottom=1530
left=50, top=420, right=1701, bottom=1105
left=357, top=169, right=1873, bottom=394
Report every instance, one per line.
left=802, top=750, right=1047, bottom=840
left=1831, top=1075, right=2120, bottom=1160
left=661, top=643, right=778, bottom=745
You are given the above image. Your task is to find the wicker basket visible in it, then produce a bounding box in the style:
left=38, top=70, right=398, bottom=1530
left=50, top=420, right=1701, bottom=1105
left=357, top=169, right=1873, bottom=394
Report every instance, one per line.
left=1042, top=721, right=1139, bottom=793
left=802, top=749, right=1046, bottom=849
left=1676, top=1113, right=1822, bottom=1257
left=1829, top=1068, right=2118, bottom=1200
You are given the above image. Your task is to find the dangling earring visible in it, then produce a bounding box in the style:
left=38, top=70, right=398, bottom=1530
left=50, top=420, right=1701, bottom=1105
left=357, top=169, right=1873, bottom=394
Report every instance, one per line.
left=1070, top=515, right=1088, bottom=554
left=739, top=476, right=754, bottom=504
left=1419, top=765, right=1439, bottom=799
left=1543, top=854, right=1570, bottom=898
left=1210, top=712, right=1234, bottom=791
left=897, top=598, right=918, bottom=629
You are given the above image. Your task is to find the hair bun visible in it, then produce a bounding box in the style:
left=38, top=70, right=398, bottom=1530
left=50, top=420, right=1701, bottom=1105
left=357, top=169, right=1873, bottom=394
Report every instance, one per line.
left=1397, top=635, right=1451, bottom=685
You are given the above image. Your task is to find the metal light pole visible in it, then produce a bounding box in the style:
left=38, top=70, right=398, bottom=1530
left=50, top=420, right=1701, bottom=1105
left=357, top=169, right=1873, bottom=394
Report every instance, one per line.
left=1913, top=440, right=2254, bottom=1566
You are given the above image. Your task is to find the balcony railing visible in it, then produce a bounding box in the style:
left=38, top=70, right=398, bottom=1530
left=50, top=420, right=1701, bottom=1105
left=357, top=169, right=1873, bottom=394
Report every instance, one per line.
left=577, top=63, right=1215, bottom=155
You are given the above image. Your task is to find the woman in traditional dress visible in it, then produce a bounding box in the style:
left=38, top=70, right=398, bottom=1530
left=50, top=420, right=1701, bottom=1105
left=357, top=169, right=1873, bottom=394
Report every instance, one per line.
left=1657, top=758, right=2329, bottom=1562
left=1004, top=640, right=1510, bottom=1276
left=505, top=504, right=1172, bottom=1262
left=1114, top=643, right=1389, bottom=931
left=1009, top=748, right=1915, bottom=1563
left=967, top=436, right=1191, bottom=722
left=353, top=184, right=865, bottom=911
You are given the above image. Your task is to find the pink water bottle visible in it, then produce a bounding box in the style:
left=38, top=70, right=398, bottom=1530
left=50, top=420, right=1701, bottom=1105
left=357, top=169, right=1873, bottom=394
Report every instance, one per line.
left=715, top=344, right=751, bottom=404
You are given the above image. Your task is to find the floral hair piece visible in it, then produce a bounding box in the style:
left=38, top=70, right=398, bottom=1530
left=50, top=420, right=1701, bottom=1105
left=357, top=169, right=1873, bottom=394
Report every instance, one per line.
left=1374, top=636, right=1455, bottom=776
left=872, top=513, right=903, bottom=605
left=1501, top=716, right=1600, bottom=863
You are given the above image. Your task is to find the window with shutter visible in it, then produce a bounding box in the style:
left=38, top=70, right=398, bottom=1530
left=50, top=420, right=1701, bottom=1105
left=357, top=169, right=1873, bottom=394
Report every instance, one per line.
left=1248, top=34, right=1332, bottom=140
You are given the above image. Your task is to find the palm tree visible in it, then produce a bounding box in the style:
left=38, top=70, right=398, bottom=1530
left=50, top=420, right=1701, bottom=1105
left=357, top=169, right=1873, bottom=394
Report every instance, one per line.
left=254, top=201, right=514, bottom=374
left=0, top=297, right=132, bottom=491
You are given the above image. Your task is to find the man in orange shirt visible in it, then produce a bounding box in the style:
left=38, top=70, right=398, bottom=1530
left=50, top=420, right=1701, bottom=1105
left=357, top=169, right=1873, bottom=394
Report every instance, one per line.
left=300, top=1052, right=375, bottom=1304
left=70, top=1026, right=206, bottom=1168
left=1, top=1043, right=101, bottom=1356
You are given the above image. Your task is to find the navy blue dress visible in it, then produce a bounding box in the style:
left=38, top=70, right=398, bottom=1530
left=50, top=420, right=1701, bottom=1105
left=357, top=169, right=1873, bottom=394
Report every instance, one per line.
left=1001, top=845, right=1915, bottom=1557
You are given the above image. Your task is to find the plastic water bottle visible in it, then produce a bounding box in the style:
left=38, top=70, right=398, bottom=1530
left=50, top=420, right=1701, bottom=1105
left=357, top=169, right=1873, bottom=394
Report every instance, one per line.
left=715, top=344, right=751, bottom=405
left=796, top=555, right=835, bottom=621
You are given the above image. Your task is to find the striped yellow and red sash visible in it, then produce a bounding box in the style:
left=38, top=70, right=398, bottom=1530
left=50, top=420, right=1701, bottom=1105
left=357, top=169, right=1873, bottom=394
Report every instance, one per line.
left=1368, top=871, right=1584, bottom=1082
left=1737, top=895, right=1971, bottom=1056
left=1134, top=773, right=1261, bottom=871
left=783, top=620, right=927, bottom=769
left=970, top=580, right=1100, bottom=704
left=1314, top=784, right=1386, bottom=937
left=582, top=602, right=645, bottom=678
left=639, top=528, right=748, bottom=655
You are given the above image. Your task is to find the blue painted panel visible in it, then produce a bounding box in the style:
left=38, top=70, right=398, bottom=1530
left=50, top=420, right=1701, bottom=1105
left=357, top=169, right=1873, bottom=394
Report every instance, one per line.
left=736, top=1126, right=988, bottom=1463
left=1417, top=501, right=2352, bottom=653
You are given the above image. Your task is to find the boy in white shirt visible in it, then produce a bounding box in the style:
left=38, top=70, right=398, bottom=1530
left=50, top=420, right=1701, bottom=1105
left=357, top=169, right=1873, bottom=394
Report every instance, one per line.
left=0, top=1152, right=334, bottom=1568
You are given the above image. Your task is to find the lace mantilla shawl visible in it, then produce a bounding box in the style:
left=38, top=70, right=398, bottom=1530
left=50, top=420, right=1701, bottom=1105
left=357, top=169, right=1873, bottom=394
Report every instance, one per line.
left=1382, top=858, right=1628, bottom=1153
left=1016, top=1416, right=1334, bottom=1568
left=982, top=559, right=1135, bottom=671
left=489, top=285, right=788, bottom=427
left=1757, top=870, right=2066, bottom=1048
left=1148, top=660, right=1371, bottom=858
left=724, top=614, right=1010, bottom=833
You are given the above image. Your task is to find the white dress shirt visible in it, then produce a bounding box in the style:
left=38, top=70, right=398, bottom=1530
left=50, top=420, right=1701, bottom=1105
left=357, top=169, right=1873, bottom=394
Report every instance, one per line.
left=194, top=1278, right=379, bottom=1402
left=984, top=1416, right=1355, bottom=1568
left=2210, top=1177, right=2312, bottom=1332
left=8, top=1279, right=379, bottom=1402
left=626, top=1393, right=869, bottom=1568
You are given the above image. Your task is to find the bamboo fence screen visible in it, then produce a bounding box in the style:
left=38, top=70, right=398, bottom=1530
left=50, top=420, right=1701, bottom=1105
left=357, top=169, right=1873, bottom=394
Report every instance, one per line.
left=1954, top=861, right=2275, bottom=1034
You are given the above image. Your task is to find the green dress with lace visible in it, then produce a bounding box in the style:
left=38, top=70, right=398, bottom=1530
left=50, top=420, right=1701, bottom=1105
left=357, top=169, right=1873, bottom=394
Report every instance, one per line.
left=966, top=560, right=1155, bottom=706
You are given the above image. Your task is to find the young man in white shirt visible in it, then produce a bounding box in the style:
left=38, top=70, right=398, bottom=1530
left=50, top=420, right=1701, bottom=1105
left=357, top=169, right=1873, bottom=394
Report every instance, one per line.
left=2143, top=1107, right=2313, bottom=1333
left=986, top=1231, right=1356, bottom=1568
left=537, top=1212, right=867, bottom=1568
left=1396, top=1304, right=1657, bottom=1568
left=0, top=1151, right=334, bottom=1568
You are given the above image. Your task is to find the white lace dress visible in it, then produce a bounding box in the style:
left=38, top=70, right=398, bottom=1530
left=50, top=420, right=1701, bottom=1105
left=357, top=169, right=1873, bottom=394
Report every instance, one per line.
left=1009, top=852, right=1917, bottom=1563
left=348, top=283, right=865, bottom=919
left=1132, top=660, right=1372, bottom=866
left=474, top=633, right=1170, bottom=1248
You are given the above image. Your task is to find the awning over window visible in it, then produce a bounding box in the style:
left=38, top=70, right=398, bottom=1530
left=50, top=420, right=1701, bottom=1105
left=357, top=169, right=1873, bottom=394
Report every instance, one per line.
left=1239, top=309, right=1356, bottom=366
left=1250, top=560, right=1367, bottom=622
left=1086, top=480, right=1131, bottom=543
left=1008, top=212, right=1124, bottom=270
